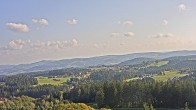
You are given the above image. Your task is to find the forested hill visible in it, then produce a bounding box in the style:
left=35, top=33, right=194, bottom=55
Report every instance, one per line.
left=1, top=50, right=196, bottom=75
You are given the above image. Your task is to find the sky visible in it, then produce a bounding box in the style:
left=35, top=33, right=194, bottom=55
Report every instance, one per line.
left=1, top=0, right=196, bottom=65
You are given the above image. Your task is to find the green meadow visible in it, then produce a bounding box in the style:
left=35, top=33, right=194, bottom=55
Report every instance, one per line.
left=152, top=71, right=188, bottom=81
left=36, top=76, right=70, bottom=85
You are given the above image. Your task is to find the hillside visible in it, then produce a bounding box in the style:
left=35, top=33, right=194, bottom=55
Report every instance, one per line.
left=1, top=50, right=196, bottom=75
left=118, top=57, right=156, bottom=66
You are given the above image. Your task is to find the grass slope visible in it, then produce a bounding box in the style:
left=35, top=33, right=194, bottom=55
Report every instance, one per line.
left=152, top=71, right=187, bottom=81
left=36, top=76, right=69, bottom=85
left=146, top=61, right=169, bottom=67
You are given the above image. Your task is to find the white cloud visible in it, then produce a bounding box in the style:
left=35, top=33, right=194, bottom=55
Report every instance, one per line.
left=6, top=23, right=29, bottom=32
left=110, top=32, right=120, bottom=37
left=124, top=32, right=135, bottom=37
left=67, top=19, right=78, bottom=25
left=178, top=4, right=186, bottom=11
left=32, top=19, right=49, bottom=25
left=150, top=33, right=174, bottom=38
left=0, top=39, right=78, bottom=52
left=123, top=20, right=133, bottom=25
left=162, top=19, right=168, bottom=25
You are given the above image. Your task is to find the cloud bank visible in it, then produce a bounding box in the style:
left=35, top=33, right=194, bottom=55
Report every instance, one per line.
left=0, top=39, right=79, bottom=51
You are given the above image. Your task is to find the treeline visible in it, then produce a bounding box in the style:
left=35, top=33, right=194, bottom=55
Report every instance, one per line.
left=0, top=96, right=95, bottom=110
left=15, top=85, right=68, bottom=98
left=28, top=68, right=90, bottom=77
left=88, top=69, right=136, bottom=82
left=5, top=74, right=38, bottom=88
left=0, top=75, right=70, bottom=99
left=64, top=79, right=196, bottom=108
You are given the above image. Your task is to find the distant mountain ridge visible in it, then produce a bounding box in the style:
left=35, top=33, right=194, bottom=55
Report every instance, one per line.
left=118, top=57, right=156, bottom=66
left=1, top=50, right=196, bottom=75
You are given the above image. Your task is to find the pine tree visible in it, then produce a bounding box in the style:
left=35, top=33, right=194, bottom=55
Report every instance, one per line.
left=95, top=89, right=105, bottom=108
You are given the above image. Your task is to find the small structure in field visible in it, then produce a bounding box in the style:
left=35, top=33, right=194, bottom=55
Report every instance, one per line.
left=53, top=79, right=60, bottom=81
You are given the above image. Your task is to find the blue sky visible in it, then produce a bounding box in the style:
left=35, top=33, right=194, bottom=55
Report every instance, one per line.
left=0, top=0, right=196, bottom=64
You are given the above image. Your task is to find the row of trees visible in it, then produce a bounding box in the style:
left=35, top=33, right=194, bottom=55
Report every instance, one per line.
left=0, top=96, right=95, bottom=110
left=29, top=68, right=90, bottom=77
left=88, top=69, right=136, bottom=82
left=0, top=74, right=38, bottom=97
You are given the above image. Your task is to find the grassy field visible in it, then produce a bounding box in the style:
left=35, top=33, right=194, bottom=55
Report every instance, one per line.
left=36, top=76, right=70, bottom=85
left=126, top=71, right=188, bottom=82
left=146, top=61, right=169, bottom=67
left=152, top=71, right=187, bottom=81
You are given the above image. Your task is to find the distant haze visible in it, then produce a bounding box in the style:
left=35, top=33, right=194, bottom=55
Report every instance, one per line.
left=1, top=50, right=196, bottom=75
